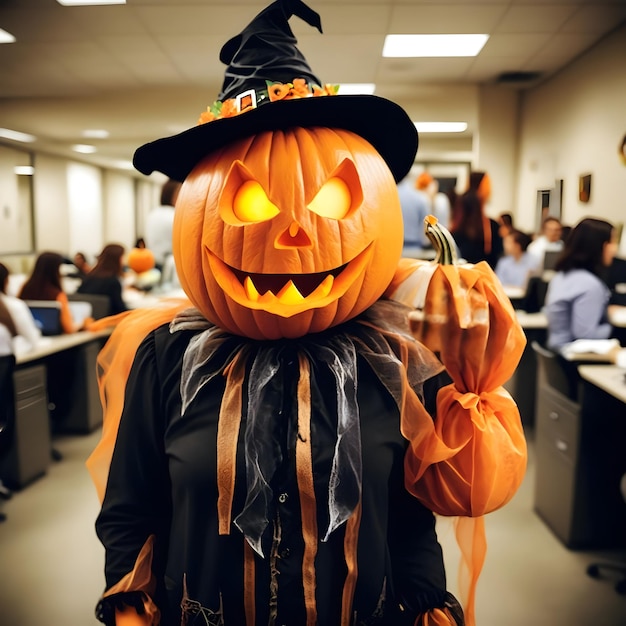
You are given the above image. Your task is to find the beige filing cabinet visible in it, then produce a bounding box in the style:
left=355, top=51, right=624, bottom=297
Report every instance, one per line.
left=534, top=382, right=582, bottom=546
left=533, top=344, right=626, bottom=548
left=0, top=364, right=51, bottom=489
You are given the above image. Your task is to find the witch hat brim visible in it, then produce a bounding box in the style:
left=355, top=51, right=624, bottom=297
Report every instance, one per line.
left=134, top=95, right=417, bottom=183
left=133, top=0, right=418, bottom=183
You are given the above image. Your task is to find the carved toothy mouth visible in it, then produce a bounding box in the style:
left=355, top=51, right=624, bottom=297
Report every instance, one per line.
left=206, top=244, right=373, bottom=317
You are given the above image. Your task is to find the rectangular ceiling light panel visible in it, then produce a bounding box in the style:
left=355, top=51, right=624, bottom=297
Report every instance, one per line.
left=57, top=1, right=126, bottom=6
left=383, top=34, right=489, bottom=57
left=0, top=28, right=16, bottom=44
left=414, top=122, right=468, bottom=133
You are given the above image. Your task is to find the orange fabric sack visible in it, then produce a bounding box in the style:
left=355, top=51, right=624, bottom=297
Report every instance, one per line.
left=391, top=258, right=528, bottom=515
left=385, top=218, right=528, bottom=626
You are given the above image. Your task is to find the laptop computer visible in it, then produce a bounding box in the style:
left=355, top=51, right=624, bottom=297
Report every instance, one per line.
left=25, top=300, right=63, bottom=336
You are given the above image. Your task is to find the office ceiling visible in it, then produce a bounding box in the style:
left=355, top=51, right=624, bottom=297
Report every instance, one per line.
left=0, top=0, right=625, bottom=172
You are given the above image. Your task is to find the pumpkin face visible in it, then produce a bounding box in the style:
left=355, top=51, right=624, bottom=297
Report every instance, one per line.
left=173, top=126, right=403, bottom=339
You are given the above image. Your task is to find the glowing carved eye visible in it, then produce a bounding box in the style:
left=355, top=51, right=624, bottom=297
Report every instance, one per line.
left=233, top=180, right=280, bottom=223
left=308, top=177, right=351, bottom=220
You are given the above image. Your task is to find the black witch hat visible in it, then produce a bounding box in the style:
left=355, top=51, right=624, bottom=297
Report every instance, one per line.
left=133, top=0, right=418, bottom=183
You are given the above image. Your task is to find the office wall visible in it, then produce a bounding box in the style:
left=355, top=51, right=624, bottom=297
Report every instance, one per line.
left=516, top=22, right=626, bottom=236
left=475, top=86, right=520, bottom=221
left=14, top=153, right=159, bottom=261
left=5, top=21, right=625, bottom=259
left=403, top=83, right=520, bottom=223
left=0, top=145, right=33, bottom=254
left=32, top=154, right=71, bottom=254
left=67, top=162, right=104, bottom=259
left=103, top=171, right=136, bottom=252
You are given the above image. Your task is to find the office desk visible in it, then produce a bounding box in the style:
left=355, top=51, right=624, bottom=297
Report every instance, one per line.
left=0, top=329, right=111, bottom=489
left=511, top=303, right=625, bottom=329
left=514, top=310, right=548, bottom=329
left=16, top=329, right=112, bottom=365
left=122, top=287, right=188, bottom=310
left=506, top=308, right=625, bottom=426
left=503, top=311, right=548, bottom=427
left=578, top=364, right=626, bottom=402
left=2, top=330, right=111, bottom=489
left=533, top=362, right=626, bottom=549
left=20, top=329, right=112, bottom=435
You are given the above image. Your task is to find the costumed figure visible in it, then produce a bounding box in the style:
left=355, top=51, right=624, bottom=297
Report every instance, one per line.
left=87, top=2, right=527, bottom=625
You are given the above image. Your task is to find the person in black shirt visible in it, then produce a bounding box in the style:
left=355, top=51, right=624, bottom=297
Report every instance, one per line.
left=77, top=243, right=127, bottom=315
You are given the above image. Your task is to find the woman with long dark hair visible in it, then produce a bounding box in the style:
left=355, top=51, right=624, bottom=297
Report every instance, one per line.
left=545, top=217, right=618, bottom=351
left=77, top=243, right=128, bottom=315
left=450, top=171, right=503, bottom=268
left=18, top=251, right=83, bottom=334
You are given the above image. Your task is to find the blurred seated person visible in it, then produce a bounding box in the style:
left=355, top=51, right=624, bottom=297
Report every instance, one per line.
left=431, top=177, right=451, bottom=230
left=545, top=217, right=621, bottom=353
left=18, top=251, right=85, bottom=334
left=398, top=172, right=429, bottom=257
left=497, top=212, right=514, bottom=238
left=450, top=171, right=503, bottom=269
left=495, top=230, right=540, bottom=290
left=0, top=262, right=42, bottom=355
left=0, top=324, right=11, bottom=360
left=145, top=178, right=181, bottom=271
left=77, top=244, right=128, bottom=316
left=134, top=237, right=146, bottom=249
left=527, top=216, right=564, bottom=268
left=0, top=298, right=16, bottom=356
left=73, top=252, right=92, bottom=277
left=414, top=171, right=452, bottom=231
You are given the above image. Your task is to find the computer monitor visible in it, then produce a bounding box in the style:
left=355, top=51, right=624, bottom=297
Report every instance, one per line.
left=25, top=300, right=63, bottom=336
left=543, top=250, right=561, bottom=271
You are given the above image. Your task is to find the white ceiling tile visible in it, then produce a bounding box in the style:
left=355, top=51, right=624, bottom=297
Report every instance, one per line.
left=494, top=5, right=578, bottom=33
left=378, top=56, right=476, bottom=82
left=465, top=56, right=538, bottom=81
left=297, top=5, right=392, bottom=35
left=388, top=5, right=508, bottom=33
left=480, top=33, right=554, bottom=56
left=132, top=5, right=252, bottom=36
left=561, top=4, right=626, bottom=33
left=0, top=0, right=623, bottom=165
left=528, top=32, right=602, bottom=62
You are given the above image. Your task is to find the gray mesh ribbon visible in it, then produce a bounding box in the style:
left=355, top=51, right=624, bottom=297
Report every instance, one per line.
left=301, top=336, right=361, bottom=541
left=233, top=348, right=283, bottom=555
left=172, top=300, right=444, bottom=556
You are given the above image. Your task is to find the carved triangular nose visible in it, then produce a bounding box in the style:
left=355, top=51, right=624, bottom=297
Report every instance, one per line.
left=275, top=221, right=313, bottom=249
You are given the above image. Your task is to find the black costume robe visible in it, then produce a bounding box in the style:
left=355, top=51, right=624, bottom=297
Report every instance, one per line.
left=95, top=303, right=461, bottom=626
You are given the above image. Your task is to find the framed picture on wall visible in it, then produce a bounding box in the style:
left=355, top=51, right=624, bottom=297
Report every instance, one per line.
left=579, top=173, right=592, bottom=203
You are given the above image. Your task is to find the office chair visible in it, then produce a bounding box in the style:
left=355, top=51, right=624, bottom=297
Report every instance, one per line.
left=586, top=473, right=626, bottom=594
left=67, top=293, right=110, bottom=320
left=522, top=276, right=549, bottom=314
left=530, top=340, right=581, bottom=401
left=0, top=353, right=16, bottom=522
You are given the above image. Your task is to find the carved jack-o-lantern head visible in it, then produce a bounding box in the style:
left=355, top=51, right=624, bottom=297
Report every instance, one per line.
left=173, top=126, right=403, bottom=339
left=134, top=1, right=419, bottom=339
